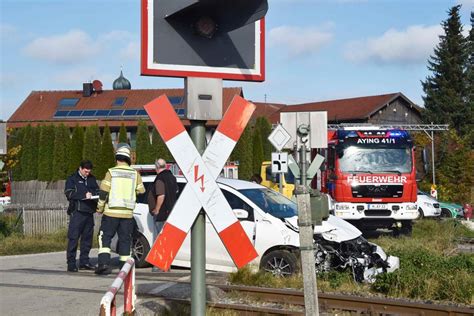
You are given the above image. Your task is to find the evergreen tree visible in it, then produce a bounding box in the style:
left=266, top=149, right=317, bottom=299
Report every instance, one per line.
left=20, top=125, right=39, bottom=180
left=464, top=12, right=474, bottom=144
left=136, top=121, right=152, bottom=164
left=231, top=125, right=253, bottom=180
left=83, top=125, right=101, bottom=165
left=96, top=125, right=115, bottom=179
left=421, top=5, right=467, bottom=134
left=38, top=125, right=55, bottom=181
left=255, top=117, right=273, bottom=160
left=151, top=127, right=173, bottom=162
left=68, top=125, right=84, bottom=175
left=9, top=127, right=25, bottom=181
left=252, top=126, right=264, bottom=175
left=118, top=123, right=128, bottom=144
left=52, top=124, right=71, bottom=180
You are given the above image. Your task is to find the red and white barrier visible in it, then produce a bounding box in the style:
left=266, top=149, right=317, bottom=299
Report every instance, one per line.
left=145, top=95, right=258, bottom=271
left=99, top=258, right=136, bottom=316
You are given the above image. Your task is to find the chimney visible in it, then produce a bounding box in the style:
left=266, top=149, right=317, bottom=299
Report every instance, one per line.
left=83, top=83, right=93, bottom=97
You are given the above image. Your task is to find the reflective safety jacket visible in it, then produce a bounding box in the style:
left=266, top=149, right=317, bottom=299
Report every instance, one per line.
left=97, top=162, right=145, bottom=218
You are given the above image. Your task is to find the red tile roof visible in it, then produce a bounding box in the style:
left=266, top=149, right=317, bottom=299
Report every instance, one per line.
left=7, top=87, right=243, bottom=128
left=279, top=92, right=418, bottom=122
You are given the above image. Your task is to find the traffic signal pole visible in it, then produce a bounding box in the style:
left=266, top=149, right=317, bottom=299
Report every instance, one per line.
left=294, top=125, right=319, bottom=316
left=190, top=120, right=207, bottom=316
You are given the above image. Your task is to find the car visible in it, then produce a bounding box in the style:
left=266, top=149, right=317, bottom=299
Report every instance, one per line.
left=438, top=202, right=464, bottom=218
left=416, top=190, right=441, bottom=219
left=114, top=175, right=399, bottom=282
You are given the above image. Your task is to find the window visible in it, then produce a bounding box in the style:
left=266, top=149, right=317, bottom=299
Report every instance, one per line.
left=222, top=190, right=253, bottom=221
left=137, top=109, right=148, bottom=116
left=59, top=98, right=79, bottom=107
left=113, top=97, right=127, bottom=106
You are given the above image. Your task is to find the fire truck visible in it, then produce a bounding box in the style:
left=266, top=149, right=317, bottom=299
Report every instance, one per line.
left=321, top=128, right=418, bottom=234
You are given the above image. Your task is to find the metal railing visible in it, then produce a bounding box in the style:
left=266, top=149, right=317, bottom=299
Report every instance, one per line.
left=99, top=258, right=136, bottom=316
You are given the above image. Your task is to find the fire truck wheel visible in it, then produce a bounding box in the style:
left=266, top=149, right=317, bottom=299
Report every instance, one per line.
left=260, top=249, right=299, bottom=277
left=132, top=234, right=151, bottom=268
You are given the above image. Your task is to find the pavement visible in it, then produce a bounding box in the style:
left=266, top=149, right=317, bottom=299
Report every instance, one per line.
left=0, top=250, right=228, bottom=316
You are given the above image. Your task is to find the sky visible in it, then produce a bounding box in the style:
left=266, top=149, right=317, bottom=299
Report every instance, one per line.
left=1, top=0, right=473, bottom=120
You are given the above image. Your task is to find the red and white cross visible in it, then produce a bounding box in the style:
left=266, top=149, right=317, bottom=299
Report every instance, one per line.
left=144, top=95, right=258, bottom=271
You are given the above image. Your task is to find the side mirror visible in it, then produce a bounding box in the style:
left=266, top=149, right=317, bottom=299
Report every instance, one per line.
left=233, top=209, right=249, bottom=220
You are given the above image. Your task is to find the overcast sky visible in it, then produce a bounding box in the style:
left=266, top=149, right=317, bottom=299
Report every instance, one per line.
left=1, top=0, right=473, bottom=120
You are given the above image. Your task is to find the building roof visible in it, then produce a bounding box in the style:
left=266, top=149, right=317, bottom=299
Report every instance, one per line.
left=279, top=92, right=420, bottom=123
left=250, top=102, right=286, bottom=121
left=8, top=87, right=243, bottom=128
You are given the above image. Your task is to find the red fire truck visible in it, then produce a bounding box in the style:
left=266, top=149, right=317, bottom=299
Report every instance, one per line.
left=321, top=128, right=418, bottom=234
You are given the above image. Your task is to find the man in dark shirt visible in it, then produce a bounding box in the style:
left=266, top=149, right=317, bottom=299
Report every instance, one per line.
left=64, top=160, right=99, bottom=272
left=147, top=158, right=177, bottom=272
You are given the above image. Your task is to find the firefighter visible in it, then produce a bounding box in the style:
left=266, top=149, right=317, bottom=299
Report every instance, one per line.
left=95, top=144, right=145, bottom=275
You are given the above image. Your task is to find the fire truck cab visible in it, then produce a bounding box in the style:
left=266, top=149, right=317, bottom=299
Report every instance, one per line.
left=321, top=128, right=418, bottom=234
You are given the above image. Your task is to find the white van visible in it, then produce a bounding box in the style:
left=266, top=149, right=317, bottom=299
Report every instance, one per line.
left=417, top=190, right=441, bottom=218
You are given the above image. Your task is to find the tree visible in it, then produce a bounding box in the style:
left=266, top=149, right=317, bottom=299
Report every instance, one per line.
left=421, top=5, right=468, bottom=135
left=118, top=123, right=128, bottom=144
left=255, top=117, right=273, bottom=160
left=52, top=124, right=71, bottom=180
left=96, top=125, right=115, bottom=179
left=136, top=121, right=152, bottom=164
left=5, top=127, right=24, bottom=181
left=38, top=125, right=55, bottom=181
left=464, top=11, right=474, bottom=145
left=231, top=125, right=253, bottom=180
left=68, top=125, right=84, bottom=175
left=151, top=127, right=173, bottom=162
left=252, top=126, right=264, bottom=175
left=83, top=125, right=101, bottom=165
left=20, top=125, right=39, bottom=180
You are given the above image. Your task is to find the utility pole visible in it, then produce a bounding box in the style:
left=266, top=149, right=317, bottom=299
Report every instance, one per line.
left=294, top=124, right=319, bottom=316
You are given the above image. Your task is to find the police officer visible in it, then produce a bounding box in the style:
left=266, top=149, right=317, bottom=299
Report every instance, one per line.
left=95, top=144, right=145, bottom=275
left=64, top=160, right=99, bottom=272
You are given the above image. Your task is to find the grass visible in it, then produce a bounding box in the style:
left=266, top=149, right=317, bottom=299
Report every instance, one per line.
left=0, top=229, right=68, bottom=256
left=229, top=219, right=474, bottom=305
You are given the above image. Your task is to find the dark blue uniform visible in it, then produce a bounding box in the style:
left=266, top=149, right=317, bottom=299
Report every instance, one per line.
left=65, top=170, right=99, bottom=270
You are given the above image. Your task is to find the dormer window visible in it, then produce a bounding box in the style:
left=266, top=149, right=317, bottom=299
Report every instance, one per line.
left=113, top=97, right=127, bottom=106
left=59, top=98, right=79, bottom=107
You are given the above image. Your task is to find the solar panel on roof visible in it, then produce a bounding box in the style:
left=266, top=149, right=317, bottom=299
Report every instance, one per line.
left=137, top=109, right=147, bottom=116
left=67, top=110, right=83, bottom=117
left=96, top=110, right=110, bottom=116
left=123, top=109, right=138, bottom=116
left=59, top=98, right=79, bottom=107
left=168, top=96, right=183, bottom=105
left=54, top=110, right=70, bottom=117
left=109, top=110, right=124, bottom=116
left=82, top=110, right=97, bottom=116
left=177, top=109, right=185, bottom=116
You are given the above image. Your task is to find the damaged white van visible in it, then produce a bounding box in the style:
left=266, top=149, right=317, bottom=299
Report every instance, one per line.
left=123, top=176, right=399, bottom=283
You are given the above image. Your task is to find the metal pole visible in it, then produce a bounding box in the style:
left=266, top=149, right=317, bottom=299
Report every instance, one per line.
left=190, top=121, right=206, bottom=316
left=431, top=128, right=436, bottom=186
left=295, top=137, right=319, bottom=316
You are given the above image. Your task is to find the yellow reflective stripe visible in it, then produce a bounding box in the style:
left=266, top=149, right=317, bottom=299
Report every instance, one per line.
left=98, top=231, right=103, bottom=249
left=119, top=255, right=131, bottom=262
left=104, top=209, right=133, bottom=218
left=98, top=247, right=111, bottom=254
left=102, top=179, right=111, bottom=187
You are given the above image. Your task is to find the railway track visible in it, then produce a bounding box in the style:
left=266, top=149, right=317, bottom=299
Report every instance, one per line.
left=139, top=279, right=474, bottom=315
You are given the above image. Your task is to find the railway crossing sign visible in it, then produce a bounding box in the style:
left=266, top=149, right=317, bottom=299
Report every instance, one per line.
left=271, top=152, right=288, bottom=173
left=144, top=95, right=258, bottom=270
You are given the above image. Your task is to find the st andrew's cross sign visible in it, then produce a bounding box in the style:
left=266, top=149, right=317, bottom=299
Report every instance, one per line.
left=144, top=95, right=258, bottom=270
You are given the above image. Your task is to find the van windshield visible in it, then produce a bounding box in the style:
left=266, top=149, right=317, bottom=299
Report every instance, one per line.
left=239, top=188, right=297, bottom=219
left=339, top=147, right=412, bottom=174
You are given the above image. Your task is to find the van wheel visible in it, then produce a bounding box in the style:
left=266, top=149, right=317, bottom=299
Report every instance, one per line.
left=417, top=208, right=424, bottom=220
left=260, top=250, right=299, bottom=277
left=440, top=209, right=452, bottom=218
left=132, top=234, right=151, bottom=268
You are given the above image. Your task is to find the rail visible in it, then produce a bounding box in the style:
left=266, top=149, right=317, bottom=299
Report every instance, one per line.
left=99, top=258, right=136, bottom=316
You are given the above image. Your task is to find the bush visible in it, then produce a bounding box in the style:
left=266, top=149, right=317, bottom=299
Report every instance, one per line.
left=0, top=213, right=22, bottom=238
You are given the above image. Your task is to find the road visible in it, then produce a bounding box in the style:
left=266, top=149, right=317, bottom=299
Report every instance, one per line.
left=0, top=250, right=228, bottom=315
